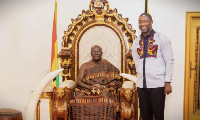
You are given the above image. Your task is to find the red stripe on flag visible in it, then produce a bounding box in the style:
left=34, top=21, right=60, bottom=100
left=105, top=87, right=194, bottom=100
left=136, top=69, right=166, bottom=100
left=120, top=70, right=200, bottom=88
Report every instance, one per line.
left=51, top=12, right=57, bottom=71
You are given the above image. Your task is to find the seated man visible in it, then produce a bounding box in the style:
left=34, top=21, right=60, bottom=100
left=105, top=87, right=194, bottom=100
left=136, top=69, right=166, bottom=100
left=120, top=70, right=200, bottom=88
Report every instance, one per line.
left=70, top=45, right=122, bottom=120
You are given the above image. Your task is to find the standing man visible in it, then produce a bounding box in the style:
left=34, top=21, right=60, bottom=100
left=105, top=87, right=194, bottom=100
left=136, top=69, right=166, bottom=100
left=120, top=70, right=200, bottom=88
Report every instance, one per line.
left=132, top=13, right=174, bottom=120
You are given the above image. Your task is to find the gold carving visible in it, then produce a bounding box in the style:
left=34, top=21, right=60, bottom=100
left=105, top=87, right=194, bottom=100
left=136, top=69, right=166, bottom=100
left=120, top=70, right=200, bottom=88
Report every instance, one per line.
left=52, top=87, right=70, bottom=120
left=94, top=0, right=104, bottom=8
left=69, top=36, right=74, bottom=40
left=119, top=88, right=136, bottom=120
left=114, top=20, right=118, bottom=24
left=91, top=89, right=101, bottom=95
left=62, top=0, right=135, bottom=51
left=126, top=50, right=136, bottom=75
left=58, top=49, right=72, bottom=81
left=40, top=92, right=53, bottom=99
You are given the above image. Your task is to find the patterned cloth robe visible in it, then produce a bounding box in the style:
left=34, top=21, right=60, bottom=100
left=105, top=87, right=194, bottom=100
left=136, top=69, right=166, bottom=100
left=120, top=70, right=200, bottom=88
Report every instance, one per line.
left=70, top=59, right=122, bottom=120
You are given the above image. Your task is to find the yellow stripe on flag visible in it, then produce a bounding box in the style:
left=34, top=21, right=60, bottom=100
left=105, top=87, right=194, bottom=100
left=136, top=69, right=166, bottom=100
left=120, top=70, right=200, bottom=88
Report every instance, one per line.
left=51, top=41, right=59, bottom=71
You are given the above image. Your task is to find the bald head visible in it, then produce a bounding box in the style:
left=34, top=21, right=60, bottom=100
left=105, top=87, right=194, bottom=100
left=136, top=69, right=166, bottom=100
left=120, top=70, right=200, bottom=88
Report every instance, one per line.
left=91, top=45, right=103, bottom=61
left=91, top=45, right=102, bottom=53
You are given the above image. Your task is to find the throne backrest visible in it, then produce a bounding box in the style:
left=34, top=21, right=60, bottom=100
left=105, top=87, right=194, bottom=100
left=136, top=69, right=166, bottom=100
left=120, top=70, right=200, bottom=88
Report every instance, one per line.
left=79, top=26, right=121, bottom=71
left=58, top=0, right=136, bottom=83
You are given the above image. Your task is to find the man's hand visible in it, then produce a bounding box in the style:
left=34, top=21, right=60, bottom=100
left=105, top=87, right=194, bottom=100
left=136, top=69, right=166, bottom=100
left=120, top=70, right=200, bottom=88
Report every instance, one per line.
left=89, top=84, right=99, bottom=90
left=90, top=84, right=105, bottom=94
left=98, top=85, right=106, bottom=90
left=92, top=84, right=105, bottom=90
left=165, top=83, right=172, bottom=96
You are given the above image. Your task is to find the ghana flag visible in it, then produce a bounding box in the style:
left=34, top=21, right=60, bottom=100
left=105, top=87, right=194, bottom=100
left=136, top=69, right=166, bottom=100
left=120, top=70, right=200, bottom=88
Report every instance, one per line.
left=51, top=0, right=59, bottom=87
left=145, top=0, right=149, bottom=13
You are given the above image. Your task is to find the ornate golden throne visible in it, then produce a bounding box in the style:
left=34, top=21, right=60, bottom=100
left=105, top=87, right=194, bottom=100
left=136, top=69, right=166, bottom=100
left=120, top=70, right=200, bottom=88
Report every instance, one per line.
left=38, top=0, right=138, bottom=119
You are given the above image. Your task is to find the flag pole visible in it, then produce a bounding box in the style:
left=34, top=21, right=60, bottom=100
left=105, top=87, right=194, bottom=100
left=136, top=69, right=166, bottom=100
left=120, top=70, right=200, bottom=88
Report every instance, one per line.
left=145, top=0, right=149, bottom=13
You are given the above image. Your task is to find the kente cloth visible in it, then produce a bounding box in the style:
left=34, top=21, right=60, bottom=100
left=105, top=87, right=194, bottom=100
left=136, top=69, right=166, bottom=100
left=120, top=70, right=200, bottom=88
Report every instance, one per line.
left=70, top=96, right=119, bottom=120
left=70, top=59, right=121, bottom=120
left=75, top=59, right=121, bottom=99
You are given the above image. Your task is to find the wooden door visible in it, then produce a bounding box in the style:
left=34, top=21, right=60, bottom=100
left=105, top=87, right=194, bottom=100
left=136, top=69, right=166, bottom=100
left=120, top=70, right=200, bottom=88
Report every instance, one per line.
left=184, top=12, right=200, bottom=120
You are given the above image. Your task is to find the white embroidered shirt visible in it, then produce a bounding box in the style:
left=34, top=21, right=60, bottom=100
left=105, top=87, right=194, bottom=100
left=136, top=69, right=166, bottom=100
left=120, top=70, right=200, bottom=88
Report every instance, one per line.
left=132, top=30, right=174, bottom=88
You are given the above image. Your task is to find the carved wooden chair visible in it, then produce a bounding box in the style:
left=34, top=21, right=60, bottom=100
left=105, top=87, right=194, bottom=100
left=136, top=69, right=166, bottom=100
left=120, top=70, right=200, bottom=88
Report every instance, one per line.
left=39, top=0, right=138, bottom=120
